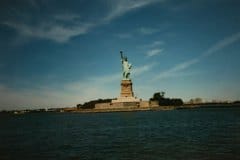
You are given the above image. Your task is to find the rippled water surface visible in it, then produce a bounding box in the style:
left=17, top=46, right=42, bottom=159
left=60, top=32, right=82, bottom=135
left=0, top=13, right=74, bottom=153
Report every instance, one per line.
left=1, top=107, right=240, bottom=160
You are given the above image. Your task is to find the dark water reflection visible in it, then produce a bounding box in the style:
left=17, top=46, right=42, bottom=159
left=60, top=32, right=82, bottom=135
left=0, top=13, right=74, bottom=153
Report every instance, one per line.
left=0, top=107, right=240, bottom=160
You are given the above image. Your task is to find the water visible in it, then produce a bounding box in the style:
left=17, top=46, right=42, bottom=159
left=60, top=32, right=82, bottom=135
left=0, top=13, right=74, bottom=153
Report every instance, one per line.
left=1, top=107, right=240, bottom=160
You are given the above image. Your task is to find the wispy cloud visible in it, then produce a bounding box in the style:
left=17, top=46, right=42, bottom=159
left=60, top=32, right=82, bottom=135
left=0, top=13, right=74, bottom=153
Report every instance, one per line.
left=3, top=0, right=165, bottom=43
left=153, top=32, right=240, bottom=80
left=138, top=40, right=165, bottom=49
left=138, top=27, right=160, bottom=35
left=103, top=0, right=163, bottom=22
left=146, top=48, right=164, bottom=57
left=3, top=21, right=93, bottom=43
left=132, top=63, right=156, bottom=76
left=153, top=58, right=199, bottom=80
left=203, top=32, right=240, bottom=57
left=149, top=41, right=165, bottom=47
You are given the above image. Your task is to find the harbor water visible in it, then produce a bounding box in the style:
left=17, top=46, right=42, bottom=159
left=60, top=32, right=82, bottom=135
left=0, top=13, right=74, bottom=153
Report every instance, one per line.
left=0, top=107, right=240, bottom=160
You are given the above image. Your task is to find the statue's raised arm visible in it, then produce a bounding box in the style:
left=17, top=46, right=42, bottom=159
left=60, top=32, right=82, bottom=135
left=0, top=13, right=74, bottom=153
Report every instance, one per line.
left=120, top=51, right=132, bottom=80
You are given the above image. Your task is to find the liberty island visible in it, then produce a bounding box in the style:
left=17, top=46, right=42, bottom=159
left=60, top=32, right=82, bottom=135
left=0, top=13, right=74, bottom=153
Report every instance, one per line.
left=72, top=51, right=188, bottom=112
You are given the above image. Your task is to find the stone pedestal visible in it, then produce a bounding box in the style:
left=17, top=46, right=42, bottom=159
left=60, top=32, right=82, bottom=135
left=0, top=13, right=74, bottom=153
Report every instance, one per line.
left=120, top=80, right=134, bottom=97
left=112, top=79, right=140, bottom=103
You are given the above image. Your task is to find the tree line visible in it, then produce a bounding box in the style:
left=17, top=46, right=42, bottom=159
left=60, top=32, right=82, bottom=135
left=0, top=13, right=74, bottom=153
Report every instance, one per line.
left=150, top=92, right=183, bottom=106
left=77, top=98, right=112, bottom=109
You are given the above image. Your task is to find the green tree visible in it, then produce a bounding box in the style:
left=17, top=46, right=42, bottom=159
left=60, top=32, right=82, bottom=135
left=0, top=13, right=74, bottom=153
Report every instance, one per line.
left=152, top=92, right=165, bottom=100
left=150, top=91, right=183, bottom=106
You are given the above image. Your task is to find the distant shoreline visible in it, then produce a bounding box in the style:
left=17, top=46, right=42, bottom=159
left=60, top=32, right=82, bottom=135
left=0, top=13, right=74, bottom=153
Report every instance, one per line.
left=179, top=103, right=240, bottom=109
left=72, top=103, right=240, bottom=113
left=1, top=103, right=239, bottom=114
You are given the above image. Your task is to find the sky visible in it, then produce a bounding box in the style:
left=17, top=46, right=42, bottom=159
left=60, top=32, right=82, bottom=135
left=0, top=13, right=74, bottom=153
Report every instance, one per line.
left=0, top=0, right=240, bottom=110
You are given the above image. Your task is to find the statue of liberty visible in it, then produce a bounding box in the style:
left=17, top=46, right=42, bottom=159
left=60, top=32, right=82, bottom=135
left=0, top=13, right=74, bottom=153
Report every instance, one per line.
left=120, top=51, right=132, bottom=80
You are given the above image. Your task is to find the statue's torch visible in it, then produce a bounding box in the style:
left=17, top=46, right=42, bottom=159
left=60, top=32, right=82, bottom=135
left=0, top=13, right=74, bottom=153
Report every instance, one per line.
left=120, top=51, right=123, bottom=60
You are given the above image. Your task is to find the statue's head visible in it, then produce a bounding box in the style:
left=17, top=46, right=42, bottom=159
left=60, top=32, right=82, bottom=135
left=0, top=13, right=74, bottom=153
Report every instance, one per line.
left=124, top=57, right=128, bottom=61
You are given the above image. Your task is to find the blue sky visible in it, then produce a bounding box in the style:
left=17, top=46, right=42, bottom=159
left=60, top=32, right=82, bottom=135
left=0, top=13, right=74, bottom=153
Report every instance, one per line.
left=0, top=0, right=240, bottom=109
